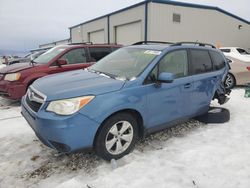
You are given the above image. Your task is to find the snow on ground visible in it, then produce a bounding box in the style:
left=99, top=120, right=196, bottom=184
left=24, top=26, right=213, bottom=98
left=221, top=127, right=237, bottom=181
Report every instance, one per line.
left=0, top=88, right=250, bottom=188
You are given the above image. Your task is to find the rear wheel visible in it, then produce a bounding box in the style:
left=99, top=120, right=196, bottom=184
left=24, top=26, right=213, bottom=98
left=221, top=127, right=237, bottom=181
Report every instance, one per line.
left=224, top=73, right=236, bottom=90
left=95, top=113, right=138, bottom=161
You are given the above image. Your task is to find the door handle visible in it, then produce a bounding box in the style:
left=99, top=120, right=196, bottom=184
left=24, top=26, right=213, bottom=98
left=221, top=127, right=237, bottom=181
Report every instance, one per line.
left=184, top=83, right=192, bottom=88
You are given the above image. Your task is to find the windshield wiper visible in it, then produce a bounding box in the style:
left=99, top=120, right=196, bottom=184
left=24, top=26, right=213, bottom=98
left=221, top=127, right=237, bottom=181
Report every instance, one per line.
left=99, top=71, right=117, bottom=79
left=87, top=68, right=117, bottom=79
left=30, top=60, right=37, bottom=66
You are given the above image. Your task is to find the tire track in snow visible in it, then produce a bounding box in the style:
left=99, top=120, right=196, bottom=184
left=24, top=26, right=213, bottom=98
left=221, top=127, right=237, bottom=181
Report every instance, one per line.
left=0, top=116, right=23, bottom=121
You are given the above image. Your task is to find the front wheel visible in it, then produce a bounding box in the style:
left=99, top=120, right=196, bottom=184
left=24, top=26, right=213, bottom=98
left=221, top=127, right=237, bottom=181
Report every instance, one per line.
left=94, top=113, right=138, bottom=161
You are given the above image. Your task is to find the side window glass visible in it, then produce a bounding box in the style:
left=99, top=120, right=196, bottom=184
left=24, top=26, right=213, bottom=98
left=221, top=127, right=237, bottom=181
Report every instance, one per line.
left=209, top=51, right=225, bottom=70
left=190, top=50, right=212, bottom=74
left=158, top=50, right=188, bottom=78
left=61, top=48, right=86, bottom=64
left=146, top=65, right=158, bottom=83
left=89, top=47, right=112, bottom=62
left=220, top=49, right=231, bottom=53
left=237, top=48, right=249, bottom=55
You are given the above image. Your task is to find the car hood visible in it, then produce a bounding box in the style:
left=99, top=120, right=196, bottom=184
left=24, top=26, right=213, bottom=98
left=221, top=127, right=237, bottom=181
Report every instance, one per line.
left=0, top=62, right=33, bottom=74
left=32, top=69, right=126, bottom=101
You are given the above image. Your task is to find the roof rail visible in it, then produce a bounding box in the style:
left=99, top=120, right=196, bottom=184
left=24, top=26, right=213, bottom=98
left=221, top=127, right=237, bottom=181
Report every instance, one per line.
left=172, top=42, right=216, bottom=48
left=69, top=42, right=93, bottom=45
left=132, top=41, right=174, bottom=45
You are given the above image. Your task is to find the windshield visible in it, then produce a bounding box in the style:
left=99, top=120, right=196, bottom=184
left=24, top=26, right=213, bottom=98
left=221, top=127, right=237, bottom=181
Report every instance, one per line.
left=34, top=46, right=68, bottom=64
left=30, top=51, right=45, bottom=60
left=89, top=48, right=160, bottom=80
left=24, top=53, right=32, bottom=58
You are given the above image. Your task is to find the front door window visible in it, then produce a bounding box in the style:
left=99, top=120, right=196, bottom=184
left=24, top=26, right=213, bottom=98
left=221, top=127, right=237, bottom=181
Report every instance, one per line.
left=61, top=48, right=86, bottom=64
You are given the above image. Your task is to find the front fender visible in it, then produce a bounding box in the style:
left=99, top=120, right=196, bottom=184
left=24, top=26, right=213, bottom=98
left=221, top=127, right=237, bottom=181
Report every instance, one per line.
left=79, top=89, right=147, bottom=125
left=23, top=73, right=48, bottom=85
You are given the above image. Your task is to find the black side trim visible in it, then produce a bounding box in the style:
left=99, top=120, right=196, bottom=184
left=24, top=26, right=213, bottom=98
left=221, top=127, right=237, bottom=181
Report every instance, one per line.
left=144, top=117, right=190, bottom=137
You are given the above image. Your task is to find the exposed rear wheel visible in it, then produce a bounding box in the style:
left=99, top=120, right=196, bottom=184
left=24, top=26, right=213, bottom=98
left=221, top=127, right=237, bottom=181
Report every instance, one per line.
left=95, top=113, right=138, bottom=161
left=224, top=73, right=236, bottom=90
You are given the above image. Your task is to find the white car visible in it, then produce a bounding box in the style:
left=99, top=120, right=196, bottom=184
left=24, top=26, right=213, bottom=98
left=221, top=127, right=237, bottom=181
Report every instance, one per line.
left=220, top=47, right=250, bottom=62
left=0, top=57, right=6, bottom=69
left=223, top=57, right=250, bottom=89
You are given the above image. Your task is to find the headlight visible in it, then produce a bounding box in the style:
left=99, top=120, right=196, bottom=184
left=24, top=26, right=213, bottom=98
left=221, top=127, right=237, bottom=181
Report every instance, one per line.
left=46, top=96, right=95, bottom=115
left=4, top=73, right=21, bottom=81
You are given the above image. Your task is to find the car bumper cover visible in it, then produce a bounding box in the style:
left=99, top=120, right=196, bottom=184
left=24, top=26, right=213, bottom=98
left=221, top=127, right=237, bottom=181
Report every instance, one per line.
left=21, top=97, right=100, bottom=153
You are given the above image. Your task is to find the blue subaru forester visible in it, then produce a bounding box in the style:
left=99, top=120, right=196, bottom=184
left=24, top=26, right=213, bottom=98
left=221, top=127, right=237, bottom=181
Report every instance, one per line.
left=21, top=42, right=230, bottom=160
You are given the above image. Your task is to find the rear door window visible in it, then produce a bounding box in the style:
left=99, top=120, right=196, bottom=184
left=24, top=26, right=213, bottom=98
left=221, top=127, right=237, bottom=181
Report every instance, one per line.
left=61, top=48, right=87, bottom=64
left=190, top=49, right=213, bottom=74
left=89, top=47, right=112, bottom=61
left=209, top=51, right=225, bottom=70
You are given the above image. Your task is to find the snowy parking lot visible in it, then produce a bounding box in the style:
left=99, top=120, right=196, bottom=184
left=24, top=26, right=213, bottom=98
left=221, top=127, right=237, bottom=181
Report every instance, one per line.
left=0, top=88, right=250, bottom=188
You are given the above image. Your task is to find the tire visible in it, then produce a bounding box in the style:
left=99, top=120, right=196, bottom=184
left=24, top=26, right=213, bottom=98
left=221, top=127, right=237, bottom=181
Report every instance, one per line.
left=94, top=113, right=138, bottom=161
left=224, top=73, right=236, bottom=90
left=195, top=107, right=230, bottom=124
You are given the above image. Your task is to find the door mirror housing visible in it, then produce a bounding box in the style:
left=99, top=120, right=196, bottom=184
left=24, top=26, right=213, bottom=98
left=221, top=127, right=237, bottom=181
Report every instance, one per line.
left=57, top=59, right=67, bottom=66
left=158, top=72, right=174, bottom=83
left=226, top=58, right=233, bottom=64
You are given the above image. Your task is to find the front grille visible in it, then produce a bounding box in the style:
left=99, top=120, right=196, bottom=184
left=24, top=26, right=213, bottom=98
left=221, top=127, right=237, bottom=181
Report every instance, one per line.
left=26, top=96, right=42, bottom=112
left=26, top=87, right=45, bottom=112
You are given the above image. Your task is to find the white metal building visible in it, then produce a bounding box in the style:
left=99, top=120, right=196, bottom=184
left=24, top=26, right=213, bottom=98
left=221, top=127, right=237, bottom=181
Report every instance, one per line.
left=39, top=38, right=71, bottom=48
left=69, top=0, right=250, bottom=50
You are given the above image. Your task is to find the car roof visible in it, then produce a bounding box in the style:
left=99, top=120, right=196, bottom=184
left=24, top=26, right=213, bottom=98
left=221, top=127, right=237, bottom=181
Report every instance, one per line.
left=128, top=44, right=218, bottom=52
left=127, top=44, right=171, bottom=51
left=220, top=47, right=242, bottom=49
left=50, top=44, right=122, bottom=50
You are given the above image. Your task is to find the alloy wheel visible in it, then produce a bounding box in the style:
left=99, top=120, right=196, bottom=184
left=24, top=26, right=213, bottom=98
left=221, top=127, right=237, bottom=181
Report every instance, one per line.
left=224, top=73, right=235, bottom=89
left=105, top=121, right=134, bottom=155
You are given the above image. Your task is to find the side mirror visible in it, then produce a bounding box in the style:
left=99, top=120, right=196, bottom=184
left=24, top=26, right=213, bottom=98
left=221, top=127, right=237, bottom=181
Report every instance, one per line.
left=226, top=58, right=233, bottom=64
left=57, top=59, right=67, bottom=66
left=158, top=72, right=174, bottom=83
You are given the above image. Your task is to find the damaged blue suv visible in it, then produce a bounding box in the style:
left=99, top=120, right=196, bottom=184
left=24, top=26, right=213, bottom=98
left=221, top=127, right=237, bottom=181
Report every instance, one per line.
left=21, top=42, right=230, bottom=160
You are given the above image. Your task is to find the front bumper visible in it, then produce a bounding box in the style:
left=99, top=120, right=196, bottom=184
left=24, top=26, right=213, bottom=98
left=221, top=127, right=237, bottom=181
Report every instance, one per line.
left=0, top=80, right=26, bottom=99
left=21, top=96, right=100, bottom=153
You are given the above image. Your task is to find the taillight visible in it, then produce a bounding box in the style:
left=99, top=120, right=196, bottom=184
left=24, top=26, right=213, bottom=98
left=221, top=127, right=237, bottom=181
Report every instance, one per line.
left=247, top=67, right=250, bottom=71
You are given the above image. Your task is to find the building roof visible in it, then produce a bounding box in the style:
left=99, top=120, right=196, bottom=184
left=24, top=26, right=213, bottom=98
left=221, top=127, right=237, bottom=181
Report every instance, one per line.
left=69, top=0, right=250, bottom=29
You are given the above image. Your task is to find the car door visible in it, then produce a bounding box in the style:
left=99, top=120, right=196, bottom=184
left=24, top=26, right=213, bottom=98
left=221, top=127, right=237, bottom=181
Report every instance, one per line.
left=145, top=50, right=193, bottom=129
left=48, top=48, right=92, bottom=74
left=189, top=49, right=218, bottom=116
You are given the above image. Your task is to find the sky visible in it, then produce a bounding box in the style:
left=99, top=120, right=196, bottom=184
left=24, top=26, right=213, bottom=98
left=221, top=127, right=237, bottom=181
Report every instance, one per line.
left=0, top=0, right=249, bottom=52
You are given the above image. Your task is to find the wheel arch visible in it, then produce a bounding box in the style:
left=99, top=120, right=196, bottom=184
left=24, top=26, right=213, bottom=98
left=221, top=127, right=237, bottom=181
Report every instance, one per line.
left=24, top=73, right=48, bottom=89
left=93, top=108, right=145, bottom=147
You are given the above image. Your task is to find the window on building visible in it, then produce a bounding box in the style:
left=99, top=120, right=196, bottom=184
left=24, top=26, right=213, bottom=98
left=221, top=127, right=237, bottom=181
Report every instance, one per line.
left=190, top=49, right=213, bottom=74
left=61, top=48, right=86, bottom=64
left=173, top=13, right=181, bottom=23
left=209, top=51, right=225, bottom=70
left=89, top=47, right=112, bottom=61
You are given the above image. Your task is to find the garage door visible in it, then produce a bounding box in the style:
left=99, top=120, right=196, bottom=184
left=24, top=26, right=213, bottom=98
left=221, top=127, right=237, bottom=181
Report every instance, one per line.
left=88, top=29, right=105, bottom=43
left=115, top=21, right=142, bottom=45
